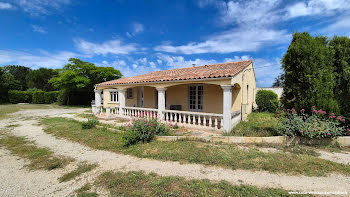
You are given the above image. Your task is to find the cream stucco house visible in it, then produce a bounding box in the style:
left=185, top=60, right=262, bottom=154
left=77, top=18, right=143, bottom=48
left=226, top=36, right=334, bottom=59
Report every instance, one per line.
left=92, top=60, right=256, bottom=132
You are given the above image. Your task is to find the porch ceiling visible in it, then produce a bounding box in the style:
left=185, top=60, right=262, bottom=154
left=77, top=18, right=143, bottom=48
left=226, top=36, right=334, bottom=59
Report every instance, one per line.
left=97, top=60, right=252, bottom=86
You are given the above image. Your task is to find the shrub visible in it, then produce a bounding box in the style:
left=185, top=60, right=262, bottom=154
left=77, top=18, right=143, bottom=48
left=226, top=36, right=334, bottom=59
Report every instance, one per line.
left=8, top=90, right=33, bottom=103
left=120, top=118, right=171, bottom=147
left=32, top=91, right=46, bottom=104
left=81, top=118, right=99, bottom=129
left=256, top=90, right=278, bottom=112
left=44, top=91, right=59, bottom=104
left=276, top=107, right=345, bottom=139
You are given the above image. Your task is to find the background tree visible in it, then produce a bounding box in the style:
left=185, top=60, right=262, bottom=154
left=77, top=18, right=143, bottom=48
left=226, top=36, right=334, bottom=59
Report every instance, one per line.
left=49, top=58, right=122, bottom=105
left=3, top=65, right=31, bottom=90
left=272, top=74, right=284, bottom=87
left=281, top=32, right=339, bottom=113
left=0, top=67, right=21, bottom=103
left=26, top=68, right=58, bottom=91
left=329, top=36, right=350, bottom=118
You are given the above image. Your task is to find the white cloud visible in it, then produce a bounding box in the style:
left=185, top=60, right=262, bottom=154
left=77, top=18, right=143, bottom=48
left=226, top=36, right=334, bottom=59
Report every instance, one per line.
left=253, top=58, right=282, bottom=87
left=220, top=0, right=281, bottom=26
left=126, top=22, right=144, bottom=37
left=31, top=25, right=47, bottom=34
left=149, top=61, right=156, bottom=68
left=13, top=0, right=71, bottom=15
left=157, top=54, right=217, bottom=69
left=155, top=0, right=290, bottom=54
left=155, top=27, right=289, bottom=54
left=319, top=14, right=350, bottom=36
left=0, top=50, right=78, bottom=69
left=286, top=0, right=350, bottom=18
left=75, top=39, right=138, bottom=56
left=223, top=55, right=251, bottom=63
left=0, top=2, right=13, bottom=9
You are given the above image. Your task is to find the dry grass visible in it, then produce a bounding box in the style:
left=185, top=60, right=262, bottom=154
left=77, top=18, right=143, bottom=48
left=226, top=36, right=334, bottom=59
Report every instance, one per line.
left=41, top=117, right=350, bottom=177
left=58, top=162, right=97, bottom=182
left=78, top=171, right=305, bottom=197
left=0, top=132, right=73, bottom=170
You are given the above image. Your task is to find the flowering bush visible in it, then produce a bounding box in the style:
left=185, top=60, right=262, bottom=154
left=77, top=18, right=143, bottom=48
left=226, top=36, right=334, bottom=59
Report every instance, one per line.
left=276, top=106, right=346, bottom=139
left=120, top=118, right=171, bottom=147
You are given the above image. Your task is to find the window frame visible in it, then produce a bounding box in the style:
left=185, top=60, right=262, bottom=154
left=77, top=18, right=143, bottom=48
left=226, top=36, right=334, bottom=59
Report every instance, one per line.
left=188, top=84, right=204, bottom=112
left=109, top=90, right=119, bottom=103
left=127, top=88, right=133, bottom=99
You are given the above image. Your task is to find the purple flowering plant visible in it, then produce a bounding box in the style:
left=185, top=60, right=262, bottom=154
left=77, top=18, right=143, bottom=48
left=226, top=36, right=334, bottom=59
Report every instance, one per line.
left=276, top=106, right=346, bottom=139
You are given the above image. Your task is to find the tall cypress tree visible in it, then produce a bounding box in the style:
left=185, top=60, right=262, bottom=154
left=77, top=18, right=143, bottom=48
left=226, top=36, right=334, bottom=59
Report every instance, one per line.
left=329, top=36, right=350, bottom=118
left=281, top=32, right=339, bottom=113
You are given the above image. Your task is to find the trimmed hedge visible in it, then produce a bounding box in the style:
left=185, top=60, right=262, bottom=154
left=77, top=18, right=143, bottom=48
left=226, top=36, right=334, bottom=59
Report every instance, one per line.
left=44, top=91, right=59, bottom=104
left=8, top=90, right=58, bottom=104
left=256, top=90, right=278, bottom=112
left=8, top=90, right=33, bottom=104
left=32, top=91, right=46, bottom=104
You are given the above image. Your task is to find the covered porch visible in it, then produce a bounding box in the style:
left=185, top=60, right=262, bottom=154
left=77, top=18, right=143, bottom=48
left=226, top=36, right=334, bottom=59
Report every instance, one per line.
left=92, top=81, right=243, bottom=131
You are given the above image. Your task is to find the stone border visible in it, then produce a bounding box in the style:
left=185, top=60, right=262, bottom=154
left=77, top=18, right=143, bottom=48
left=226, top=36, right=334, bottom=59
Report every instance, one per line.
left=156, top=136, right=350, bottom=147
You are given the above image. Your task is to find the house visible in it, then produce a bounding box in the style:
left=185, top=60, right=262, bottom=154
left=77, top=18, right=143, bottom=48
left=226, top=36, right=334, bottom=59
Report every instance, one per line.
left=92, top=60, right=256, bottom=132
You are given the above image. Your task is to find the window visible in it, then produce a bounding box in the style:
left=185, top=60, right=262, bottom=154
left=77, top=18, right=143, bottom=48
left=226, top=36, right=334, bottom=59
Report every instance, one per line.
left=246, top=85, right=249, bottom=104
left=110, top=91, right=118, bottom=102
left=127, top=88, right=133, bottom=99
left=188, top=85, right=203, bottom=111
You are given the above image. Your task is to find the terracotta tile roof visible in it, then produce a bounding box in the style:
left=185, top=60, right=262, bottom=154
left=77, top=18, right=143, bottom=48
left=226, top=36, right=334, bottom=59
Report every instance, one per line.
left=97, top=60, right=252, bottom=86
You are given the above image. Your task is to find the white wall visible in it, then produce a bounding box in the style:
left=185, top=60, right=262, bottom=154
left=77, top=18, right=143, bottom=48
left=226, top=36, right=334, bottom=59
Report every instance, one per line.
left=257, top=87, right=283, bottom=98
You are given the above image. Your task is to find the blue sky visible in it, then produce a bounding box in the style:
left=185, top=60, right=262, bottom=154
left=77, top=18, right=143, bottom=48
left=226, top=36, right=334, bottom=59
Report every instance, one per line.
left=1, top=0, right=350, bottom=87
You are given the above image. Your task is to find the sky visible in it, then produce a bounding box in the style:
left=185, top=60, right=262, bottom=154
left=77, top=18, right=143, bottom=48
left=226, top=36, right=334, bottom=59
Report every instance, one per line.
left=1, top=0, right=350, bottom=87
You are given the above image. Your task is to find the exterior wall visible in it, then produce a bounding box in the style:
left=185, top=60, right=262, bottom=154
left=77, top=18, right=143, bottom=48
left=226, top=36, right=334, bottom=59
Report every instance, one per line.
left=165, top=83, right=223, bottom=114
left=257, top=87, right=283, bottom=98
left=166, top=84, right=188, bottom=110
left=239, top=63, right=256, bottom=115
left=144, top=86, right=157, bottom=108
left=204, top=84, right=223, bottom=114
left=231, top=86, right=241, bottom=112
left=103, top=89, right=119, bottom=108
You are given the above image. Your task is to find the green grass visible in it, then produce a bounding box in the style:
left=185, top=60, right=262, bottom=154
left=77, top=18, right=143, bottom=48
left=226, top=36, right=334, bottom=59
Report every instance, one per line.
left=41, top=117, right=350, bottom=177
left=75, top=184, right=98, bottom=197
left=225, top=112, right=278, bottom=137
left=77, top=171, right=307, bottom=197
left=0, top=132, right=73, bottom=170
left=59, top=162, right=97, bottom=182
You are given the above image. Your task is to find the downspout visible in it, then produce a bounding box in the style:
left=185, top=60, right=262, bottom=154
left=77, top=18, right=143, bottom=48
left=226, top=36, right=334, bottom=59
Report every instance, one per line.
left=241, top=68, right=252, bottom=120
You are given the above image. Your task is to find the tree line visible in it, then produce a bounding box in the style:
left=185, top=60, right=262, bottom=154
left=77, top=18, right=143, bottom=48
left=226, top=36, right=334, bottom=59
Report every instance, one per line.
left=276, top=32, right=350, bottom=119
left=0, top=58, right=122, bottom=105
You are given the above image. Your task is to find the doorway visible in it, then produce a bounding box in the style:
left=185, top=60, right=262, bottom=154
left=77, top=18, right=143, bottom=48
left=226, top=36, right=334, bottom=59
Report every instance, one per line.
left=137, top=87, right=144, bottom=107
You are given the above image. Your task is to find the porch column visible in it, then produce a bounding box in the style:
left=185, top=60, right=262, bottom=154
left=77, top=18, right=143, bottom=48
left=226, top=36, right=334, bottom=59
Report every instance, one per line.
left=221, top=85, right=233, bottom=132
left=156, top=87, right=167, bottom=120
left=106, top=107, right=111, bottom=119
left=119, top=89, right=126, bottom=116
left=94, top=89, right=102, bottom=114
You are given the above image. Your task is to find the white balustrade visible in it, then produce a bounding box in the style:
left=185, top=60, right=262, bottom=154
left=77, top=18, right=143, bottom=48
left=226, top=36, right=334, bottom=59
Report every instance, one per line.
left=123, top=107, right=158, bottom=119
left=163, top=110, right=223, bottom=129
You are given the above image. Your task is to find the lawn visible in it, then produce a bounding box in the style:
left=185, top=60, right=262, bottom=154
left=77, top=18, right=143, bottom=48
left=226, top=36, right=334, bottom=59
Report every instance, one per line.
left=0, top=132, right=73, bottom=170
left=225, top=112, right=278, bottom=137
left=76, top=171, right=303, bottom=197
left=41, top=117, right=350, bottom=177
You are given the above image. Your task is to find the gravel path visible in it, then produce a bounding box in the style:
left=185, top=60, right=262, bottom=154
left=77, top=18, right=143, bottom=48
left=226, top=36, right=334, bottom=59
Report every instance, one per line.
left=1, top=108, right=350, bottom=196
